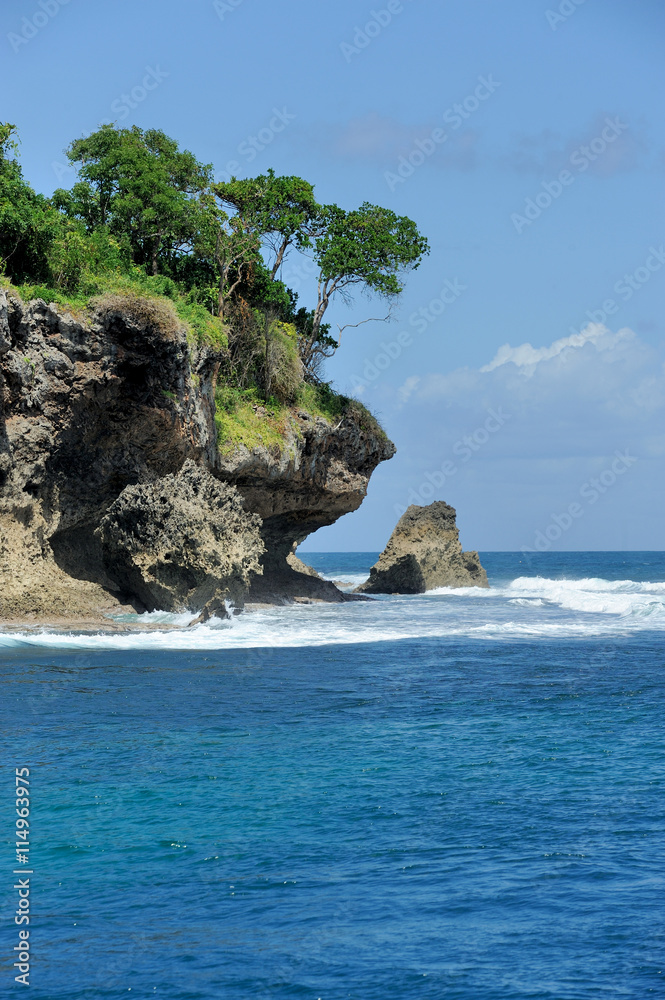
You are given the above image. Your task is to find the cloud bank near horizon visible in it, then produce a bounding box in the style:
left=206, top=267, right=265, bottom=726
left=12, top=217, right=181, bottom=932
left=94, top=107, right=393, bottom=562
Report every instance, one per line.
left=337, top=321, right=665, bottom=550
left=394, top=324, right=664, bottom=460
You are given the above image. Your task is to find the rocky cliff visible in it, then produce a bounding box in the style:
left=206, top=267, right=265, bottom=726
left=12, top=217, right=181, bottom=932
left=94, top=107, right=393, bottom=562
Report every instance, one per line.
left=357, top=501, right=488, bottom=594
left=0, top=289, right=394, bottom=622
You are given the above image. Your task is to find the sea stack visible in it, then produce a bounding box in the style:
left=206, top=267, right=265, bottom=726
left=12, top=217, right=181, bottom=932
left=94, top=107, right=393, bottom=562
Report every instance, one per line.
left=357, top=501, right=488, bottom=594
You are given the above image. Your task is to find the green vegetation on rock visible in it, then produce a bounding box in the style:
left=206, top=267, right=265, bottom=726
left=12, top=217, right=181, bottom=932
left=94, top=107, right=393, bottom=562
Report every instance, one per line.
left=214, top=386, right=292, bottom=455
left=1, top=120, right=424, bottom=453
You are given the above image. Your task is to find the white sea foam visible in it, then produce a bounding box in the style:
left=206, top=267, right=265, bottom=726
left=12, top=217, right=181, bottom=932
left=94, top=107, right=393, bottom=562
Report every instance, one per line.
left=428, top=575, right=665, bottom=620
left=510, top=576, right=665, bottom=595
left=425, top=584, right=495, bottom=597
left=0, top=617, right=640, bottom=652
left=506, top=576, right=665, bottom=618
left=318, top=571, right=370, bottom=591
left=112, top=609, right=199, bottom=627
left=1, top=576, right=663, bottom=651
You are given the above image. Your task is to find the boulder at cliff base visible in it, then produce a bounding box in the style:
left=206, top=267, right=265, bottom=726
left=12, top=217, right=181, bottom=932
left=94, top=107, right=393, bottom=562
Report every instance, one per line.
left=97, top=461, right=264, bottom=615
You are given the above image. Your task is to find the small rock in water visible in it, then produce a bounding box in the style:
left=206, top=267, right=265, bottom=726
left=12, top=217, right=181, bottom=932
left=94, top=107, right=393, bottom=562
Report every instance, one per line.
left=357, top=501, right=488, bottom=594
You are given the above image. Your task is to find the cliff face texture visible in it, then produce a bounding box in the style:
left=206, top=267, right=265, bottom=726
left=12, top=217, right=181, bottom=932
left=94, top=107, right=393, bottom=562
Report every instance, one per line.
left=216, top=411, right=393, bottom=604
left=357, top=501, right=488, bottom=594
left=0, top=289, right=394, bottom=620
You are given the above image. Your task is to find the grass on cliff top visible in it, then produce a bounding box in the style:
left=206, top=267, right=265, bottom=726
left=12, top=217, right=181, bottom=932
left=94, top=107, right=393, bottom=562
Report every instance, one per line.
left=6, top=271, right=227, bottom=349
left=298, top=382, right=388, bottom=441
left=215, top=386, right=292, bottom=455
left=2, top=273, right=388, bottom=453
left=215, top=381, right=388, bottom=456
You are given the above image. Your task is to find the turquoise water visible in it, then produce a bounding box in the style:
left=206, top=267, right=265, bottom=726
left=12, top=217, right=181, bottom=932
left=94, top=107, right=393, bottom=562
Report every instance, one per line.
left=1, top=552, right=664, bottom=998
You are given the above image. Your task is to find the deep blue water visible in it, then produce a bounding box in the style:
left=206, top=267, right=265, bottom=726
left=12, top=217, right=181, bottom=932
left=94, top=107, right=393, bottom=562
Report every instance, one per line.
left=1, top=552, right=664, bottom=998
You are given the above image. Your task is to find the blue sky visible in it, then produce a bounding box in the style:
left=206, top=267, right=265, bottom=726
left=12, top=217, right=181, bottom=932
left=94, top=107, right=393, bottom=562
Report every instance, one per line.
left=3, top=0, right=664, bottom=551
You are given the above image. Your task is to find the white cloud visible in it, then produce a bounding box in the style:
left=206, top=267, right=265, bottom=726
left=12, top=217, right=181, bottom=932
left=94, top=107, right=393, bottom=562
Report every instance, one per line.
left=480, top=323, right=633, bottom=374
left=351, top=322, right=665, bottom=550
left=397, top=374, right=420, bottom=403
left=392, top=323, right=665, bottom=463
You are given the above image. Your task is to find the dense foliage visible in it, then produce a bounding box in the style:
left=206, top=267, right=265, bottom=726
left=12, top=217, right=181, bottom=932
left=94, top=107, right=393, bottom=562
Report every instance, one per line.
left=1, top=122, right=429, bottom=396
left=0, top=123, right=54, bottom=284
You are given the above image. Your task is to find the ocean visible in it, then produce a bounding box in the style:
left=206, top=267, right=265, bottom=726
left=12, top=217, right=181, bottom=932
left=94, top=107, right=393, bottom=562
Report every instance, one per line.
left=1, top=552, right=664, bottom=999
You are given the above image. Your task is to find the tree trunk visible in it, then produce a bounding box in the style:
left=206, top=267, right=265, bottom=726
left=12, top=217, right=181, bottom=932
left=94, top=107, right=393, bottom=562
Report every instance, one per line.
left=270, top=236, right=290, bottom=279
left=151, top=233, right=161, bottom=276
left=216, top=231, right=225, bottom=318
left=303, top=280, right=331, bottom=366
left=217, top=271, right=225, bottom=319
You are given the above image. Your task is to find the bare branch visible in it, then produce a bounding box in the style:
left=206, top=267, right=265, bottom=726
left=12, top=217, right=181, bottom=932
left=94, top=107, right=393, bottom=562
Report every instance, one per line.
left=334, top=311, right=393, bottom=348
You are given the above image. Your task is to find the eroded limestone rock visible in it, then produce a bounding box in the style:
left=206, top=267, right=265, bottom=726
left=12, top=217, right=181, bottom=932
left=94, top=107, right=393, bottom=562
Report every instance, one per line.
left=357, top=501, right=488, bottom=594
left=0, top=290, right=395, bottom=621
left=97, top=461, right=264, bottom=614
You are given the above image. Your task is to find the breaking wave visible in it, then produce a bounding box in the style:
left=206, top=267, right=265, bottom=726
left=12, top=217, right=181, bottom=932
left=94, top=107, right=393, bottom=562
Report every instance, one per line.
left=1, top=574, right=664, bottom=651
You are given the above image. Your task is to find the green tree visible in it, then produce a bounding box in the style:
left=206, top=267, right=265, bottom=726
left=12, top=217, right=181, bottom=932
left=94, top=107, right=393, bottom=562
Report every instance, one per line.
left=212, top=174, right=429, bottom=374
left=195, top=194, right=261, bottom=319
left=3, top=121, right=430, bottom=393
left=46, top=221, right=132, bottom=293
left=0, top=123, right=17, bottom=156
left=300, top=202, right=429, bottom=371
left=214, top=169, right=319, bottom=278
left=53, top=124, right=211, bottom=275
left=0, top=123, right=53, bottom=283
